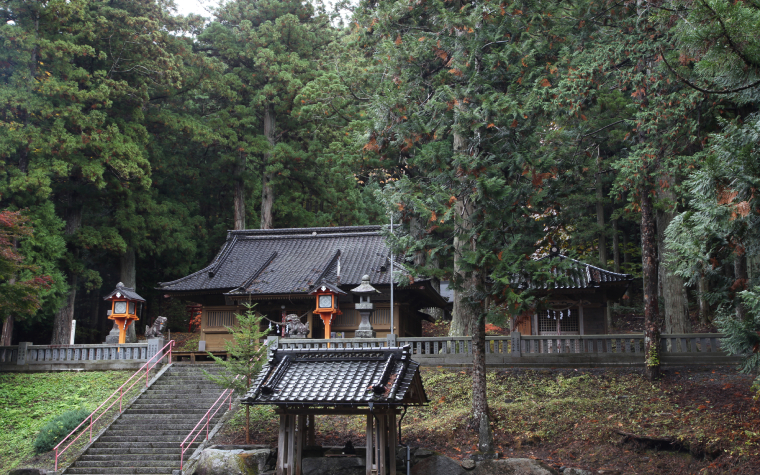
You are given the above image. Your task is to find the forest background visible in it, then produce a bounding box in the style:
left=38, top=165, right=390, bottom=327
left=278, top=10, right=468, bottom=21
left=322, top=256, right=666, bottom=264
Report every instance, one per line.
left=1, top=0, right=759, bottom=389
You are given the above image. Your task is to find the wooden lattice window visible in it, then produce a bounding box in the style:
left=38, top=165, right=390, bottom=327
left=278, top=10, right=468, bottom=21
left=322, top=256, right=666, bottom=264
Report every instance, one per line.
left=333, top=309, right=357, bottom=327
left=538, top=309, right=579, bottom=334
left=371, top=308, right=391, bottom=325
left=207, top=310, right=236, bottom=328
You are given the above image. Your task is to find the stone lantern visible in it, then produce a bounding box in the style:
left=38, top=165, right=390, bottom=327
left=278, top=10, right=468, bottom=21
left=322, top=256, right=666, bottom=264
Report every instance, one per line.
left=350, top=275, right=380, bottom=338
left=103, top=282, right=145, bottom=344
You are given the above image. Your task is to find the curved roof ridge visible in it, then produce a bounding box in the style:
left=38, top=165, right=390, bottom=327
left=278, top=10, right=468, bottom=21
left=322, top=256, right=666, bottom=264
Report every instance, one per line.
left=229, top=225, right=381, bottom=236
left=157, top=235, right=236, bottom=287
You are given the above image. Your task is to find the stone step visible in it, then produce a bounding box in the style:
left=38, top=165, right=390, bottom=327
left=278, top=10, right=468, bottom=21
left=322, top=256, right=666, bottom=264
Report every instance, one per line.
left=117, top=415, right=224, bottom=423
left=73, top=460, right=180, bottom=468
left=128, top=401, right=227, bottom=408
left=120, top=409, right=221, bottom=415
left=66, top=467, right=173, bottom=474
left=88, top=442, right=200, bottom=450
left=140, top=389, right=224, bottom=394
left=80, top=455, right=182, bottom=462
left=85, top=448, right=185, bottom=455
left=105, top=429, right=200, bottom=436
left=111, top=421, right=214, bottom=430
left=97, top=435, right=200, bottom=443
left=62, top=364, right=231, bottom=475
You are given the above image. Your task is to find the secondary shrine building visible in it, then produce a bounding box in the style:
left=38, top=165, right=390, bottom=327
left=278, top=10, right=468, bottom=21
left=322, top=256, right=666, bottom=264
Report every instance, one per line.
left=158, top=226, right=448, bottom=351
left=512, top=254, right=633, bottom=336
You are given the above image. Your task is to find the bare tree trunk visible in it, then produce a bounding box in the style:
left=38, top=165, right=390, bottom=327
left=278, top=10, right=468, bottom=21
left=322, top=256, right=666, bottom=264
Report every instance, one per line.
left=698, top=274, right=710, bottom=324
left=641, top=190, right=661, bottom=380
left=51, top=201, right=83, bottom=345
left=734, top=254, right=748, bottom=320
left=120, top=248, right=138, bottom=343
left=471, top=311, right=492, bottom=453
left=657, top=202, right=690, bottom=334
left=260, top=104, right=276, bottom=230
left=120, top=248, right=136, bottom=288
left=449, top=118, right=476, bottom=336
left=1, top=314, right=13, bottom=346
left=596, top=154, right=607, bottom=268
left=612, top=219, right=621, bottom=273
left=52, top=273, right=78, bottom=345
left=234, top=165, right=246, bottom=230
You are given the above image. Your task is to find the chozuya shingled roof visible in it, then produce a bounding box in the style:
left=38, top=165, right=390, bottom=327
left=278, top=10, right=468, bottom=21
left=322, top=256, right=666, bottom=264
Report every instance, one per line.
left=157, top=226, right=405, bottom=295
left=513, top=255, right=633, bottom=291
left=241, top=346, right=428, bottom=407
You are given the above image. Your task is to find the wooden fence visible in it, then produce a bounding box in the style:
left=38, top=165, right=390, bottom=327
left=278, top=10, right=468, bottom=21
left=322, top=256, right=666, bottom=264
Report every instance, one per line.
left=274, top=333, right=739, bottom=367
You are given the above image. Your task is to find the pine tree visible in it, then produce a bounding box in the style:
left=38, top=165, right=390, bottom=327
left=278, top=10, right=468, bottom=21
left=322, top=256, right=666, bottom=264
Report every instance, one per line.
left=206, top=305, right=269, bottom=444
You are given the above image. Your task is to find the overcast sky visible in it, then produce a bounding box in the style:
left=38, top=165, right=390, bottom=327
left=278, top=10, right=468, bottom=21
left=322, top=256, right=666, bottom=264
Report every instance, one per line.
left=171, top=0, right=217, bottom=17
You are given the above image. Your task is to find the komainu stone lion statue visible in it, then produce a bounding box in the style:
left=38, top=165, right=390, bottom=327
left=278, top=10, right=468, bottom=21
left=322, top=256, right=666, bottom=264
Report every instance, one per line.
left=284, top=314, right=309, bottom=338
left=145, top=316, right=167, bottom=339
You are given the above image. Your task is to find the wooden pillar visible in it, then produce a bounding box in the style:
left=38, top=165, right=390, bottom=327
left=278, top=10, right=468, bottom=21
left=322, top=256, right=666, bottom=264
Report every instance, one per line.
left=377, top=414, right=386, bottom=475
left=388, top=413, right=397, bottom=475
left=277, top=415, right=287, bottom=475
left=287, top=414, right=296, bottom=475
left=365, top=414, right=375, bottom=475
left=307, top=414, right=316, bottom=446
left=294, top=414, right=306, bottom=475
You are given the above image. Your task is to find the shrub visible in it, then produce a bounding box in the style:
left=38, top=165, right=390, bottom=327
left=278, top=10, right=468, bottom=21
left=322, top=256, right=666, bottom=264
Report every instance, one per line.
left=33, top=407, right=91, bottom=454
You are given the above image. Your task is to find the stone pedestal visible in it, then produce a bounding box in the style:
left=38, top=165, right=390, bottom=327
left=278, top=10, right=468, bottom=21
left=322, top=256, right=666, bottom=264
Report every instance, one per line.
left=105, top=323, right=120, bottom=344
left=354, top=302, right=375, bottom=338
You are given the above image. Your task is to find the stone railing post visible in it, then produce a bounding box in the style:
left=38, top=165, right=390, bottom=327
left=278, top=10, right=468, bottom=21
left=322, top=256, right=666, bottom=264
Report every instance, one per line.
left=17, top=342, right=30, bottom=365
left=511, top=332, right=521, bottom=357
left=147, top=338, right=165, bottom=361
left=386, top=333, right=397, bottom=348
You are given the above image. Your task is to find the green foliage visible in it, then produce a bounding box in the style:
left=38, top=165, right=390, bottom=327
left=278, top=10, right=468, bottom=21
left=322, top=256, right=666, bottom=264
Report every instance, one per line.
left=33, top=406, right=90, bottom=454
left=207, top=304, right=269, bottom=394
left=0, top=209, right=55, bottom=322
left=715, top=287, right=760, bottom=397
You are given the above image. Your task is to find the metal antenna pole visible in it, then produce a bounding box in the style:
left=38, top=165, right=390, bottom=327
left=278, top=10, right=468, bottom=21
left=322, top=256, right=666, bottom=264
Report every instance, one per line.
left=390, top=214, right=394, bottom=339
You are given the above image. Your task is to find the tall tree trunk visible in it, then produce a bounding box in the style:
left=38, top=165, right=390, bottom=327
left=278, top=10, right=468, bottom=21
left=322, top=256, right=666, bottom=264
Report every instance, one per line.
left=1, top=310, right=13, bottom=346
left=734, top=254, right=748, bottom=320
left=120, top=247, right=138, bottom=343
left=233, top=156, right=246, bottom=231
left=612, top=218, right=621, bottom=274
left=698, top=273, right=710, bottom=324
left=449, top=115, right=476, bottom=336
left=656, top=198, right=690, bottom=335
left=1, top=244, right=18, bottom=345
left=260, top=104, right=276, bottom=230
left=51, top=201, right=83, bottom=345
left=596, top=154, right=607, bottom=268
left=641, top=190, right=661, bottom=380
left=471, top=311, right=492, bottom=453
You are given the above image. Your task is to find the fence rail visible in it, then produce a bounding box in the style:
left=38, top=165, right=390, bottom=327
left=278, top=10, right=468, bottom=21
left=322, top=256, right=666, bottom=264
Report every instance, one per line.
left=274, top=333, right=736, bottom=366
left=0, top=339, right=168, bottom=371
left=25, top=343, right=150, bottom=362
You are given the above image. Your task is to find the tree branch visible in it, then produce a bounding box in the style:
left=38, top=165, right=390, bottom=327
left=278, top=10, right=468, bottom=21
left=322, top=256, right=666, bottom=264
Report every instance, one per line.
left=660, top=48, right=760, bottom=95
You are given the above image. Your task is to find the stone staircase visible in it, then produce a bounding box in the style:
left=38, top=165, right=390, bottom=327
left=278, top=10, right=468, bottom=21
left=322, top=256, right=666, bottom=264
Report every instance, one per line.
left=65, top=364, right=229, bottom=475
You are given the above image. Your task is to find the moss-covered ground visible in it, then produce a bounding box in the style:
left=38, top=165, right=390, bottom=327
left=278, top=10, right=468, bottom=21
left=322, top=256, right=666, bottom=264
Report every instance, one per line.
left=0, top=371, right=138, bottom=473
left=217, top=366, right=760, bottom=474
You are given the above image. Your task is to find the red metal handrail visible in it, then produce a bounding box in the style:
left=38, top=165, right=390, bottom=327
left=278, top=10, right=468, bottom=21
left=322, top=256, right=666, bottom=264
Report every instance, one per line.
left=54, top=340, right=175, bottom=471
left=180, top=384, right=236, bottom=469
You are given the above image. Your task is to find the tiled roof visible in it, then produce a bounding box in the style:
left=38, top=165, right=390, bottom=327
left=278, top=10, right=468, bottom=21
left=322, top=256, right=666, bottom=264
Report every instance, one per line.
left=103, top=282, right=145, bottom=302
left=158, top=226, right=404, bottom=294
left=512, top=255, right=633, bottom=291
left=241, top=346, right=427, bottom=407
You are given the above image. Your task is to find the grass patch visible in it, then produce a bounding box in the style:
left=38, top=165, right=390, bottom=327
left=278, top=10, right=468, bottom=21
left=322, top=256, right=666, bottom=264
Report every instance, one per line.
left=0, top=371, right=136, bottom=473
